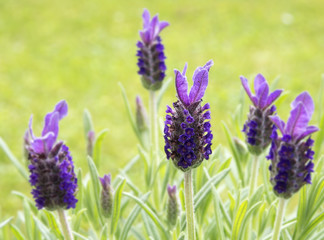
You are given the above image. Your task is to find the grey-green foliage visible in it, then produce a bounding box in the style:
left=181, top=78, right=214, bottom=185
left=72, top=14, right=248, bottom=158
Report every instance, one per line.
left=1, top=78, right=324, bottom=239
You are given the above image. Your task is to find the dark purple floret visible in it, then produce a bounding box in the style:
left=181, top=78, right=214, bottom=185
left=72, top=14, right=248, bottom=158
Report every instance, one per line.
left=164, top=60, right=214, bottom=172
left=241, top=74, right=283, bottom=155
left=268, top=92, right=319, bottom=198
left=99, top=174, right=113, bottom=218
left=136, top=9, right=169, bottom=91
left=26, top=101, right=78, bottom=210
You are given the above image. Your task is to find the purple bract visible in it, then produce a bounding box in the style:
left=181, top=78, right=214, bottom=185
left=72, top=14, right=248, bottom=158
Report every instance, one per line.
left=268, top=92, right=319, bottom=198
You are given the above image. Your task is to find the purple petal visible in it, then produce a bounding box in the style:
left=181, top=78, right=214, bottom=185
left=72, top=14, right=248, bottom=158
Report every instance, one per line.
left=142, top=9, right=150, bottom=29
left=291, top=91, right=314, bottom=118
left=269, top=115, right=285, bottom=135
left=167, top=184, right=176, bottom=196
left=29, top=115, right=35, bottom=139
left=203, top=60, right=214, bottom=72
left=254, top=74, right=267, bottom=93
left=159, top=21, right=170, bottom=32
left=53, top=100, right=68, bottom=120
left=189, top=68, right=209, bottom=103
left=297, top=126, right=319, bottom=140
left=257, top=82, right=269, bottom=109
left=150, top=15, right=159, bottom=39
left=31, top=132, right=55, bottom=154
left=266, top=89, right=283, bottom=107
left=285, top=102, right=309, bottom=137
left=240, top=76, right=258, bottom=106
left=42, top=112, right=59, bottom=138
left=175, top=64, right=189, bottom=106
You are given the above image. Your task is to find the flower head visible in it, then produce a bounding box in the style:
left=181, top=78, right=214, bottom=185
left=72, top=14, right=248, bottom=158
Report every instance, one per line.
left=241, top=74, right=283, bottom=155
left=99, top=174, right=113, bottom=218
left=268, top=92, right=319, bottom=198
left=26, top=100, right=78, bottom=210
left=136, top=9, right=169, bottom=90
left=164, top=61, right=213, bottom=172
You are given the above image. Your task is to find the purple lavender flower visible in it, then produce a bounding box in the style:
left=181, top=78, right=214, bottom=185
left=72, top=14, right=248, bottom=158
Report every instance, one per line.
left=164, top=60, right=213, bottom=171
left=167, top=184, right=179, bottom=227
left=136, top=9, right=169, bottom=90
left=241, top=74, right=283, bottom=155
left=25, top=100, right=78, bottom=210
left=268, top=92, right=319, bottom=198
left=99, top=174, right=113, bottom=218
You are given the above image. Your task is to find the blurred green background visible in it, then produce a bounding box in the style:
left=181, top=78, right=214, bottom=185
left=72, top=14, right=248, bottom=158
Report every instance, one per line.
left=0, top=0, right=323, bottom=216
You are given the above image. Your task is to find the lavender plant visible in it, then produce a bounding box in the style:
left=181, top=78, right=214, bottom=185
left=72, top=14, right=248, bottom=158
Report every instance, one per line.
left=164, top=60, right=213, bottom=240
left=268, top=92, right=319, bottom=240
left=25, top=100, right=77, bottom=240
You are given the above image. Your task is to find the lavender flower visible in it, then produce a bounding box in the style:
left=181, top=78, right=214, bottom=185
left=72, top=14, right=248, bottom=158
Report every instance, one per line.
left=136, top=9, right=169, bottom=90
left=164, top=61, right=213, bottom=171
left=268, top=92, right=319, bottom=198
left=26, top=100, right=78, bottom=210
left=99, top=174, right=113, bottom=218
left=167, top=185, right=179, bottom=227
left=241, top=74, right=283, bottom=155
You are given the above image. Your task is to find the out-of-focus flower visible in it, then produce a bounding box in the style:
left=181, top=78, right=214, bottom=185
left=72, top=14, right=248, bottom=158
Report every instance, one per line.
left=99, top=174, right=113, bottom=218
left=136, top=9, right=169, bottom=90
left=26, top=100, right=78, bottom=210
left=241, top=74, right=283, bottom=155
left=167, top=184, right=179, bottom=227
left=164, top=60, right=213, bottom=171
left=268, top=92, right=319, bottom=198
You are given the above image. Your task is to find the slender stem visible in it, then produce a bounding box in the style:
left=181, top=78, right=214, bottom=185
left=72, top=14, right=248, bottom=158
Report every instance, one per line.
left=57, top=209, right=74, bottom=240
left=245, top=155, right=260, bottom=240
left=272, top=198, right=287, bottom=240
left=184, top=170, right=195, bottom=240
left=149, top=91, right=159, bottom=164
left=249, top=155, right=260, bottom=197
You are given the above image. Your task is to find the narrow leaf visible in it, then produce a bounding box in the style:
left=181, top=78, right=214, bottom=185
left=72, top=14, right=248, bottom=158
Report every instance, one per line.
left=93, top=128, right=109, bottom=167
left=110, top=179, right=126, bottom=235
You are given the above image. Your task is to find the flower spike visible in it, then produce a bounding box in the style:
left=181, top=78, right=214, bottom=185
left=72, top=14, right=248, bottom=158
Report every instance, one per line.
left=268, top=91, right=319, bottom=198
left=241, top=74, right=283, bottom=155
left=164, top=60, right=213, bottom=172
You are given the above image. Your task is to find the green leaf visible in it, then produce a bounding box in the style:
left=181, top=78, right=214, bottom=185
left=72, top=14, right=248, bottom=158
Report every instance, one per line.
left=298, top=211, right=324, bottom=239
left=72, top=231, right=89, bottom=240
left=83, top=109, right=94, bottom=138
left=33, top=216, right=55, bottom=240
left=87, top=156, right=103, bottom=225
left=100, top=224, right=108, bottom=240
left=142, top=211, right=160, bottom=240
left=0, top=137, right=28, bottom=181
left=75, top=168, right=83, bottom=213
left=0, top=217, right=13, bottom=229
left=123, top=192, right=169, bottom=240
left=110, top=178, right=126, bottom=235
left=43, top=210, right=62, bottom=239
left=119, top=83, right=143, bottom=145
left=231, top=200, right=248, bottom=240
left=221, top=122, right=244, bottom=185
left=93, top=128, right=109, bottom=167
left=23, top=200, right=33, bottom=240
left=10, top=224, right=25, bottom=240
left=119, top=192, right=150, bottom=240
left=194, top=168, right=230, bottom=210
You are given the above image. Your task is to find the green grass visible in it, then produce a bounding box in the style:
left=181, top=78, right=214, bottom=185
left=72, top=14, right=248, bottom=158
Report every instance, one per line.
left=0, top=0, right=323, bottom=216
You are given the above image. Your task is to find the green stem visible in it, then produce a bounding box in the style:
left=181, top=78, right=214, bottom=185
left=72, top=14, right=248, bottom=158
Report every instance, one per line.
left=184, top=170, right=195, bottom=240
left=57, top=209, right=73, bottom=240
left=249, top=155, right=260, bottom=197
left=272, top=198, right=287, bottom=240
left=245, top=155, right=260, bottom=239
left=149, top=91, right=159, bottom=164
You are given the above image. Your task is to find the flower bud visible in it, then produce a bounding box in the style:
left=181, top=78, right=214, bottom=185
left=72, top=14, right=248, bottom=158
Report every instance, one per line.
left=87, top=130, right=95, bottom=157
left=99, top=174, right=113, bottom=218
left=167, top=185, right=179, bottom=227
left=136, top=95, right=149, bottom=133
